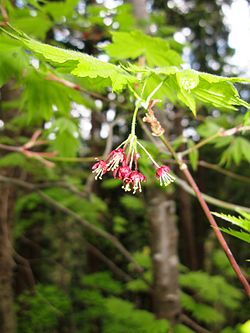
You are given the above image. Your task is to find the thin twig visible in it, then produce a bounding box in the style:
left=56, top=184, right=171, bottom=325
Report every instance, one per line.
left=174, top=176, right=250, bottom=213
left=180, top=125, right=250, bottom=157
left=0, top=1, right=9, bottom=26
left=198, top=160, right=250, bottom=184
left=87, top=243, right=132, bottom=282
left=180, top=314, right=211, bottom=333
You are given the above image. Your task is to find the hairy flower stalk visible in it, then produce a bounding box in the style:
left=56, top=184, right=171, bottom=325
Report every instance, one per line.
left=91, top=104, right=175, bottom=193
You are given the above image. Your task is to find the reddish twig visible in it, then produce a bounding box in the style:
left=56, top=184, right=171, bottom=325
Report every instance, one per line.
left=159, top=135, right=250, bottom=297
left=0, top=130, right=56, bottom=168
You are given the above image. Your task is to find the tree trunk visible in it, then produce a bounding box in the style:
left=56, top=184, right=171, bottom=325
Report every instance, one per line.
left=0, top=83, right=20, bottom=333
left=0, top=181, right=16, bottom=333
left=131, top=0, right=181, bottom=325
left=129, top=0, right=149, bottom=21
left=148, top=190, right=181, bottom=323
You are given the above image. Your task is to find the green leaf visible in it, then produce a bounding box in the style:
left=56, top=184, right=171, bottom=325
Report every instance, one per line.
left=114, top=4, right=136, bottom=31
left=1, top=27, right=135, bottom=92
left=105, top=31, right=182, bottom=67
left=181, top=293, right=225, bottom=324
left=11, top=13, right=52, bottom=40
left=120, top=195, right=145, bottom=213
left=220, top=228, right=250, bottom=244
left=126, top=279, right=149, bottom=292
left=192, top=78, right=244, bottom=111
left=180, top=271, right=241, bottom=309
left=82, top=272, right=123, bottom=294
left=44, top=0, right=79, bottom=21
left=176, top=70, right=200, bottom=92
left=50, top=117, right=80, bottom=157
left=0, top=36, right=28, bottom=87
left=212, top=212, right=250, bottom=233
left=220, top=137, right=250, bottom=166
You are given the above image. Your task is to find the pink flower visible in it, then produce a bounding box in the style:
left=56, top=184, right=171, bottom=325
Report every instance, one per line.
left=123, top=170, right=146, bottom=194
left=107, top=148, right=126, bottom=171
left=113, top=165, right=131, bottom=180
left=92, top=160, right=108, bottom=180
left=156, top=166, right=175, bottom=186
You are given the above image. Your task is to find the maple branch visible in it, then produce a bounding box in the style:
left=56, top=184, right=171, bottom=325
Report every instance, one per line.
left=0, top=130, right=56, bottom=168
left=159, top=134, right=250, bottom=297
left=180, top=125, right=250, bottom=157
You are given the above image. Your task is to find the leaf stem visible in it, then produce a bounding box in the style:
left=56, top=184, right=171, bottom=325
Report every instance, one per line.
left=131, top=104, right=139, bottom=136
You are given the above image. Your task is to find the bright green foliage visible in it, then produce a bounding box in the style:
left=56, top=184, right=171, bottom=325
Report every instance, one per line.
left=120, top=195, right=145, bottom=213
left=103, top=297, right=169, bottom=333
left=73, top=272, right=169, bottom=333
left=180, top=271, right=242, bottom=309
left=105, top=30, right=182, bottom=66
left=125, top=64, right=250, bottom=115
left=1, top=27, right=135, bottom=92
left=197, top=118, right=250, bottom=166
left=220, top=137, right=250, bottom=166
left=174, top=324, right=195, bottom=333
left=82, top=272, right=123, bottom=294
left=0, top=36, right=28, bottom=87
left=17, top=284, right=71, bottom=333
left=2, top=27, right=249, bottom=118
left=180, top=270, right=242, bottom=325
left=50, top=117, right=80, bottom=157
left=213, top=211, right=250, bottom=244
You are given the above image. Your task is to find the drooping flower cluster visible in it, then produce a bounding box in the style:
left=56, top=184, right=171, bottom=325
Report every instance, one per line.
left=92, top=135, right=175, bottom=194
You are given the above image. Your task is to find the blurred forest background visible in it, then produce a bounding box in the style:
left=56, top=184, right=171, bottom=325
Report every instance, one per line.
left=0, top=0, right=250, bottom=332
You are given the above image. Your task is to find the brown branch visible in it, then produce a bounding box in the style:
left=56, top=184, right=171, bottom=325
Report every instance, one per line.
left=198, top=160, right=250, bottom=184
left=180, top=125, right=250, bottom=157
left=0, top=131, right=56, bottom=168
left=0, top=175, right=143, bottom=274
left=87, top=243, right=132, bottom=282
left=180, top=314, right=211, bottom=333
left=159, top=135, right=250, bottom=296
left=13, top=251, right=36, bottom=289
left=0, top=1, right=9, bottom=26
